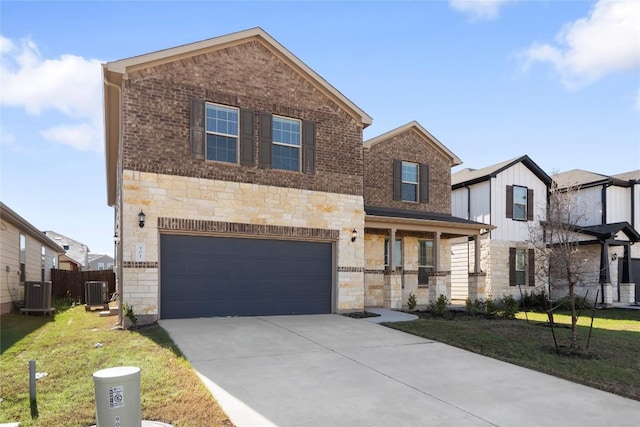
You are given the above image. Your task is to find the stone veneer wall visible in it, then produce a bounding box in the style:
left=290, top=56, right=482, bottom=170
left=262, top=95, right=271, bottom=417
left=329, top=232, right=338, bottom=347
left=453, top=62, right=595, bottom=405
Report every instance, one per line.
left=364, top=231, right=452, bottom=308
left=120, top=170, right=365, bottom=321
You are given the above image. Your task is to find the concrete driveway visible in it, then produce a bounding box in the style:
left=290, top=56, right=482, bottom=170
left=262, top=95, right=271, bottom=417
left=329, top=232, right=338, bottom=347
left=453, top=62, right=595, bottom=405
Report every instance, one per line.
left=159, top=315, right=639, bottom=426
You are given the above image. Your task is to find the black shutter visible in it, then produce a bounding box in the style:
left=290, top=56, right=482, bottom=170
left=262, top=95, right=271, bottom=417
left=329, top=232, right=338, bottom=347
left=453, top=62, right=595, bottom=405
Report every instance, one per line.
left=527, top=188, right=534, bottom=221
left=506, top=185, right=513, bottom=219
left=393, top=159, right=402, bottom=201
left=190, top=98, right=205, bottom=160
left=302, top=120, right=316, bottom=174
left=528, top=249, right=536, bottom=286
left=239, top=109, right=255, bottom=166
left=259, top=112, right=272, bottom=168
left=419, top=163, right=429, bottom=203
left=509, top=247, right=516, bottom=286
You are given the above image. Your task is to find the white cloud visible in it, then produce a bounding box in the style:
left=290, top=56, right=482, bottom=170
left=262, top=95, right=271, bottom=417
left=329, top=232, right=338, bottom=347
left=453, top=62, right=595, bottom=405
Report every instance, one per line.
left=449, top=0, right=511, bottom=21
left=521, top=0, right=640, bottom=89
left=0, top=36, right=104, bottom=151
left=0, top=125, right=17, bottom=147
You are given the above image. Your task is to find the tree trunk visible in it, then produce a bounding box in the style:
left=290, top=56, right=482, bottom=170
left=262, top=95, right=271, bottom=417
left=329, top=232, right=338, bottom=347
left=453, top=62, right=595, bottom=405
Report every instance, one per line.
left=569, top=283, right=578, bottom=349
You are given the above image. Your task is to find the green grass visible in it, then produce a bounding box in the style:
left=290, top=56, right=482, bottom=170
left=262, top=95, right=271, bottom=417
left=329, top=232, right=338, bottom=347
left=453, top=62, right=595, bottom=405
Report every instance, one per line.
left=0, top=301, right=232, bottom=426
left=386, top=308, right=640, bottom=401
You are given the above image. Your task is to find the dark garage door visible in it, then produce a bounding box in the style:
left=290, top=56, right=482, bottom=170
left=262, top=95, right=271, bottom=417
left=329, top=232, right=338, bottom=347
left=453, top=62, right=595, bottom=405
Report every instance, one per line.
left=160, top=234, right=333, bottom=319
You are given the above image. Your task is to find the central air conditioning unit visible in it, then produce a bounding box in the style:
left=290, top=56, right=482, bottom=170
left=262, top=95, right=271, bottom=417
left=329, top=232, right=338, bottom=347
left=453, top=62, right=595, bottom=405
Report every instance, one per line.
left=24, top=281, right=53, bottom=310
left=85, top=281, right=109, bottom=311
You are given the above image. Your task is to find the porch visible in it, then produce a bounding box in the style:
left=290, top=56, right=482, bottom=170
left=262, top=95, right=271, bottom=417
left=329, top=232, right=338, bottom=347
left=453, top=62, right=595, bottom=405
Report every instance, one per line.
left=363, top=207, right=493, bottom=310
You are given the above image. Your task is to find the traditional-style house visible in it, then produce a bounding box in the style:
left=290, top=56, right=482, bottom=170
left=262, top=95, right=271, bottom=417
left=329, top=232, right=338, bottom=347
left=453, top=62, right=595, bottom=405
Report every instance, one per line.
left=103, top=28, right=490, bottom=324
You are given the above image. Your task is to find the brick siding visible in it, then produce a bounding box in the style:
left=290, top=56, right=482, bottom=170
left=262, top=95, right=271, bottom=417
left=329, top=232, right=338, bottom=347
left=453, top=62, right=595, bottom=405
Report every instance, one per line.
left=364, top=128, right=452, bottom=213
left=121, top=40, right=364, bottom=196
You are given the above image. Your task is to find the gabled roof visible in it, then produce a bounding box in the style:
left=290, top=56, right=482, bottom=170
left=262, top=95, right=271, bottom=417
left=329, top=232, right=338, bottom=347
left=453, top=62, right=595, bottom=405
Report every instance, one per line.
left=103, top=27, right=373, bottom=206
left=552, top=169, right=638, bottom=190
left=363, top=121, right=462, bottom=167
left=572, top=222, right=640, bottom=242
left=0, top=202, right=65, bottom=253
left=452, top=155, right=551, bottom=189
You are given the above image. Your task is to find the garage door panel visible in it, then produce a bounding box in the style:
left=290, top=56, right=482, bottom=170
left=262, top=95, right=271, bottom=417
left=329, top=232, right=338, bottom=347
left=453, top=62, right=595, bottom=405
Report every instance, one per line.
left=160, top=234, right=332, bottom=318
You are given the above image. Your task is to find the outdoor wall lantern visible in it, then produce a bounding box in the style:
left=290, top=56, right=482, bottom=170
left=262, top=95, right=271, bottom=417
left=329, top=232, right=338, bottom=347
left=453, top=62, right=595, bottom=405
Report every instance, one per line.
left=138, top=210, right=146, bottom=228
left=611, top=253, right=618, bottom=262
left=113, top=233, right=120, bottom=244
left=351, top=228, right=358, bottom=242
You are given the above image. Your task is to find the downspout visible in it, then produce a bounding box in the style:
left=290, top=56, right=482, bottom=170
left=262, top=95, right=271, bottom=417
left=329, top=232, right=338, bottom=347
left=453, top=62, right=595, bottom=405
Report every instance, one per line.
left=631, top=182, right=636, bottom=229
left=104, top=75, right=124, bottom=328
left=601, top=184, right=608, bottom=225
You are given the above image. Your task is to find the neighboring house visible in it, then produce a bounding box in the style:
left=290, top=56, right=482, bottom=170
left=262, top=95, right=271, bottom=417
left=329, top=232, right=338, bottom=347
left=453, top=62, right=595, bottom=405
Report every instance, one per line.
left=451, top=156, right=552, bottom=301
left=363, top=122, right=492, bottom=309
left=87, top=254, right=115, bottom=271
left=103, top=28, right=490, bottom=324
left=44, top=231, right=90, bottom=271
left=0, top=202, right=64, bottom=314
left=551, top=169, right=640, bottom=305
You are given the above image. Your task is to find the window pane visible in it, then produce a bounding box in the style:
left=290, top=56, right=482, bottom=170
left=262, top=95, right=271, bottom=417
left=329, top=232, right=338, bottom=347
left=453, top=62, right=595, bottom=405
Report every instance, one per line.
left=513, top=186, right=527, bottom=220
left=273, top=116, right=300, bottom=147
left=515, top=249, right=526, bottom=271
left=272, top=144, right=299, bottom=171
left=516, top=271, right=526, bottom=286
left=402, top=162, right=418, bottom=183
left=206, top=104, right=238, bottom=136
left=402, top=183, right=417, bottom=202
left=385, top=239, right=402, bottom=266
left=419, top=240, right=434, bottom=267
left=207, top=134, right=237, bottom=163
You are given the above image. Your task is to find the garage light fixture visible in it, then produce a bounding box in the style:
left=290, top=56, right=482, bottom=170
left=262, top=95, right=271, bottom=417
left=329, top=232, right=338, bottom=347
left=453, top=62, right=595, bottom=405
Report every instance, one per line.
left=138, top=210, right=146, bottom=228
left=351, top=228, right=358, bottom=242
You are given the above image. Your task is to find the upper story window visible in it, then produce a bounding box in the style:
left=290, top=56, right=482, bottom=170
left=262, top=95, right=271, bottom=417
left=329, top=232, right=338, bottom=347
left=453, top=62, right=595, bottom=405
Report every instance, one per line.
left=393, top=160, right=429, bottom=203
left=513, top=186, right=527, bottom=220
left=205, top=103, right=239, bottom=163
left=506, top=185, right=533, bottom=221
left=402, top=162, right=419, bottom=202
left=272, top=116, right=301, bottom=171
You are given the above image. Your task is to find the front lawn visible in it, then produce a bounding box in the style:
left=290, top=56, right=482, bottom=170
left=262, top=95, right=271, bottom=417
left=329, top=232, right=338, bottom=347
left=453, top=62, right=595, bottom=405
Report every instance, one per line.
left=385, top=308, right=640, bottom=401
left=0, top=301, right=232, bottom=426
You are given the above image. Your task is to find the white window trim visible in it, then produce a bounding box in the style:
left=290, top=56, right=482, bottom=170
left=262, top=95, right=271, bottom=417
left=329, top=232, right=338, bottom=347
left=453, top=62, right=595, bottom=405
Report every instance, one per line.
left=515, top=248, right=527, bottom=286
left=513, top=185, right=528, bottom=221
left=205, top=102, right=239, bottom=163
left=272, top=115, right=302, bottom=171
left=401, top=161, right=419, bottom=203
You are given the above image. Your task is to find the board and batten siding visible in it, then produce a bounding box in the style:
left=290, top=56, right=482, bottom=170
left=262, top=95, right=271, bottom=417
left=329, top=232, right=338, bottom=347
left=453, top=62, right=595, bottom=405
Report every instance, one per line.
left=491, top=163, right=547, bottom=242
left=606, top=185, right=632, bottom=224
left=571, top=186, right=602, bottom=226
left=451, top=181, right=491, bottom=224
left=451, top=188, right=468, bottom=220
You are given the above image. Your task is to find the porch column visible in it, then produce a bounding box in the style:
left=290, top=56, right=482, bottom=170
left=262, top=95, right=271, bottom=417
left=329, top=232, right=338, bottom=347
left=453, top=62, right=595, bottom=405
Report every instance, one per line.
left=474, top=234, right=481, bottom=274
left=389, top=228, right=396, bottom=271
left=434, top=231, right=441, bottom=273
left=384, top=228, right=401, bottom=309
left=620, top=244, right=635, bottom=304
left=599, top=241, right=612, bottom=305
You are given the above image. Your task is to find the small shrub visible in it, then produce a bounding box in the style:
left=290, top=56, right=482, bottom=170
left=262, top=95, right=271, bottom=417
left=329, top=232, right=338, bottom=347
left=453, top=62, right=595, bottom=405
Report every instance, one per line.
left=123, top=302, right=138, bottom=327
left=465, top=298, right=486, bottom=316
left=407, top=293, right=417, bottom=310
left=427, top=294, right=450, bottom=317
left=499, top=294, right=519, bottom=319
left=520, top=288, right=548, bottom=311
left=466, top=295, right=519, bottom=319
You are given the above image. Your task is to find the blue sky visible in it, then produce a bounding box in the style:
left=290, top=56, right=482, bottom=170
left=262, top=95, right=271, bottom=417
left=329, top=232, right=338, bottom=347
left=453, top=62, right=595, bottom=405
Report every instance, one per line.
left=1, top=0, right=639, bottom=257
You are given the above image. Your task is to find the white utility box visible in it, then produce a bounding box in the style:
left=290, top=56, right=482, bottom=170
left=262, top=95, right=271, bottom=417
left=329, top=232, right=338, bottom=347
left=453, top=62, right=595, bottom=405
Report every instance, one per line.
left=93, top=366, right=141, bottom=427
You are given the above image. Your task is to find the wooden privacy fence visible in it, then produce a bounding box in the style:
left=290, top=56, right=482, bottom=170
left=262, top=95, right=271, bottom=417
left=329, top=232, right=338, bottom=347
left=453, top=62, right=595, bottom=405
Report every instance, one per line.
left=50, top=269, right=116, bottom=302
